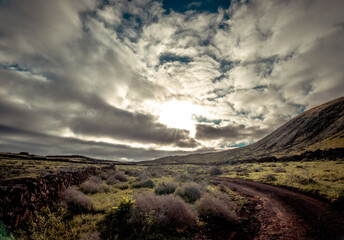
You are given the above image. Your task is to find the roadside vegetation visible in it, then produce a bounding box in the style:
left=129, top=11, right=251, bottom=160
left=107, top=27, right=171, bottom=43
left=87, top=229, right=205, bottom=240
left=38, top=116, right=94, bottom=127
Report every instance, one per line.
left=221, top=160, right=344, bottom=201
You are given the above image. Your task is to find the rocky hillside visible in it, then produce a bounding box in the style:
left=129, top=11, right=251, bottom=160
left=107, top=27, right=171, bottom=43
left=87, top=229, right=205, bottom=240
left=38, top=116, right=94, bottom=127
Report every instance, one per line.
left=246, top=96, right=344, bottom=156
left=148, top=96, right=344, bottom=164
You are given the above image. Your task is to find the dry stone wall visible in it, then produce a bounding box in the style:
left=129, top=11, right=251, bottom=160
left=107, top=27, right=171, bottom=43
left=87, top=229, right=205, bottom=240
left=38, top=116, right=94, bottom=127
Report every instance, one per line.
left=0, top=166, right=102, bottom=230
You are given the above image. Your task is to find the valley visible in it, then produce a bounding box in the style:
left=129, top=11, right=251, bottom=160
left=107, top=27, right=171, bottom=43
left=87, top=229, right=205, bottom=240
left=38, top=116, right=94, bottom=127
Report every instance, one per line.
left=0, top=97, right=343, bottom=240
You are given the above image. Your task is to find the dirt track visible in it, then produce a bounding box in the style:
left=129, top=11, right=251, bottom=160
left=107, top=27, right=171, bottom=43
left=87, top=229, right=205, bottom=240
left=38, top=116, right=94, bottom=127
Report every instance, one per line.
left=211, top=177, right=344, bottom=240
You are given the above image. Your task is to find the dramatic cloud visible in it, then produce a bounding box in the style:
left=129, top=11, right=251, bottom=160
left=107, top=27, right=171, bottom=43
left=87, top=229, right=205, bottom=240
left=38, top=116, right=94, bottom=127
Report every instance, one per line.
left=0, top=0, right=343, bottom=161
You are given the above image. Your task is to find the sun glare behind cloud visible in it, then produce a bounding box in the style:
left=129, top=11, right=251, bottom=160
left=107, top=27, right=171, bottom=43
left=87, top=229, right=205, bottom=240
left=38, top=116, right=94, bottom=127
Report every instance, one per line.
left=158, top=101, right=201, bottom=137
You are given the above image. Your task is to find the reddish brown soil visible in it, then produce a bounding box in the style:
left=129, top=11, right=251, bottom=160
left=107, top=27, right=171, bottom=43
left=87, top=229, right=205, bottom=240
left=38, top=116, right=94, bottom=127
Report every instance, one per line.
left=211, top=177, right=344, bottom=240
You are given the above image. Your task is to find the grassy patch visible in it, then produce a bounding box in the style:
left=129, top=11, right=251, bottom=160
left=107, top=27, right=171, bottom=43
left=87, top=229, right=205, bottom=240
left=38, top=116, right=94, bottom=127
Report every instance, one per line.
left=222, top=160, right=344, bottom=201
left=0, top=157, right=104, bottom=180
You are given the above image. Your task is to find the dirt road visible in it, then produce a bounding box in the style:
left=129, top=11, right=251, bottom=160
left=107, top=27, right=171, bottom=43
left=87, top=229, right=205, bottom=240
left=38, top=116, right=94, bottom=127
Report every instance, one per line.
left=211, top=177, right=344, bottom=240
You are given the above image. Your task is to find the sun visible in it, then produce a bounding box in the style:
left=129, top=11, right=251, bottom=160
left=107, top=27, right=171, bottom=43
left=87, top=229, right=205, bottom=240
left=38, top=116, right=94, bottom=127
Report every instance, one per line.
left=158, top=101, right=201, bottom=137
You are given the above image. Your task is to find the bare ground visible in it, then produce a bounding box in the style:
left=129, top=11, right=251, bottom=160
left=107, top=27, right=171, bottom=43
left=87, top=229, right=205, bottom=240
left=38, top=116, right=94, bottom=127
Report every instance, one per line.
left=211, top=177, right=344, bottom=240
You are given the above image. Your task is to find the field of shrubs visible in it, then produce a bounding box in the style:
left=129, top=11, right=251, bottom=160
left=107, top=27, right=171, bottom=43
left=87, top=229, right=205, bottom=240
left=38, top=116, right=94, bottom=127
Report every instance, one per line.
left=2, top=159, right=343, bottom=240
left=7, top=165, right=246, bottom=240
left=0, top=154, right=105, bottom=180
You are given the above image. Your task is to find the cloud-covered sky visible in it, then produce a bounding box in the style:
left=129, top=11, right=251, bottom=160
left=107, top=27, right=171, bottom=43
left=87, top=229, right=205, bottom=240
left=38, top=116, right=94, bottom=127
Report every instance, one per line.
left=0, top=0, right=343, bottom=161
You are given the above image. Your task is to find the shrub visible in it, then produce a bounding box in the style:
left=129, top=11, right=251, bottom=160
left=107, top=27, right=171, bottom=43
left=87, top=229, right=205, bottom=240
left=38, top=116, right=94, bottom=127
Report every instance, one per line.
left=136, top=172, right=151, bottom=181
left=114, top=172, right=128, bottom=182
left=289, top=175, right=317, bottom=185
left=187, top=167, right=204, bottom=176
left=175, top=182, right=203, bottom=203
left=132, top=179, right=154, bottom=189
left=102, top=183, right=111, bottom=192
left=262, top=174, right=277, bottom=181
left=106, top=176, right=120, bottom=185
left=146, top=167, right=162, bottom=178
left=97, top=197, right=135, bottom=240
left=15, top=207, right=75, bottom=240
left=98, top=194, right=197, bottom=239
left=195, top=194, right=239, bottom=232
left=155, top=181, right=177, bottom=195
left=114, top=182, right=129, bottom=190
left=124, top=169, right=140, bottom=176
left=174, top=173, right=192, bottom=182
left=60, top=186, right=93, bottom=214
left=133, top=192, right=197, bottom=231
left=209, top=167, right=223, bottom=176
left=80, top=176, right=111, bottom=194
left=274, top=167, right=287, bottom=173
left=99, top=171, right=109, bottom=180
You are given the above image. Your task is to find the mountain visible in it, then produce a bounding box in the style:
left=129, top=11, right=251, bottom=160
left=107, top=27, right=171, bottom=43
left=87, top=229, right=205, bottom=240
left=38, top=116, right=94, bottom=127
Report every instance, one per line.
left=247, top=96, right=344, bottom=156
left=148, top=96, right=344, bottom=164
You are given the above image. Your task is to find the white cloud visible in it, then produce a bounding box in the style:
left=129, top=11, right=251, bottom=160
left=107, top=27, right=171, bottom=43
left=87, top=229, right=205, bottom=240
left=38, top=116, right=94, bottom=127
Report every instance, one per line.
left=0, top=0, right=343, bottom=160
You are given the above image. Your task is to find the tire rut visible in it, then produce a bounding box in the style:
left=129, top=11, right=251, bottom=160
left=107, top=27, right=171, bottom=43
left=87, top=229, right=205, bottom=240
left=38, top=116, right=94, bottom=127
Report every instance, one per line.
left=211, top=177, right=344, bottom=240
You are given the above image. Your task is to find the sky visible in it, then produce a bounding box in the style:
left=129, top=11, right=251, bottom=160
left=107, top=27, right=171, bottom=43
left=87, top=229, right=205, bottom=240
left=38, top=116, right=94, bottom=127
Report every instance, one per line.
left=0, top=0, right=343, bottom=161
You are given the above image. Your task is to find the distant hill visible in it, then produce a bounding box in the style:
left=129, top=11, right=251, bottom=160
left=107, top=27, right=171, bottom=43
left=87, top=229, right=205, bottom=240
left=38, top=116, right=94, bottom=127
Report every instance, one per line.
left=148, top=96, right=344, bottom=164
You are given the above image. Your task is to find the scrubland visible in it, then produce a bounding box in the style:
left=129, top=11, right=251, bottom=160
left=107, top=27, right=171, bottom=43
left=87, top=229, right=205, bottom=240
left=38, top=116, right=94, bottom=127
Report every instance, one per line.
left=2, top=158, right=343, bottom=240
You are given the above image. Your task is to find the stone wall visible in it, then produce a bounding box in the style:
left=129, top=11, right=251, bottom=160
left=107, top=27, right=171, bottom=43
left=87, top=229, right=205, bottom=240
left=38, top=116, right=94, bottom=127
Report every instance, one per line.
left=0, top=166, right=100, bottom=230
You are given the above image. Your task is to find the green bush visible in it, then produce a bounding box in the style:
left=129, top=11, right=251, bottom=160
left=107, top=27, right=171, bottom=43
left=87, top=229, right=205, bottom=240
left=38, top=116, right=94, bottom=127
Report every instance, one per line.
left=155, top=181, right=177, bottom=195
left=15, top=207, right=76, bottom=240
left=97, top=197, right=135, bottom=240
left=0, top=221, right=15, bottom=240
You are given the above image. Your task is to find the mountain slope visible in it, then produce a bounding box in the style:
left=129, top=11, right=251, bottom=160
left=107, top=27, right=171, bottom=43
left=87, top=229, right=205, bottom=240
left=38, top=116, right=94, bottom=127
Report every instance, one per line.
left=247, top=96, right=344, bottom=156
left=148, top=96, right=344, bottom=164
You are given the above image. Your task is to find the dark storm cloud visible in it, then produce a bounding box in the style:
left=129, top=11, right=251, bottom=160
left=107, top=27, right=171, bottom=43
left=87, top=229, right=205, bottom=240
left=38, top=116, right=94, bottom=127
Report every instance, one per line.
left=0, top=74, right=193, bottom=146
left=0, top=64, right=193, bottom=147
left=0, top=125, right=200, bottom=161
left=195, top=124, right=269, bottom=140
left=68, top=102, right=193, bottom=144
